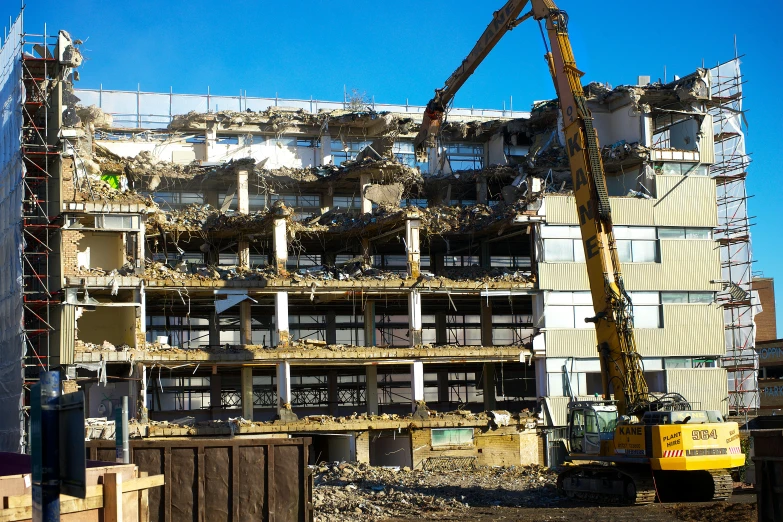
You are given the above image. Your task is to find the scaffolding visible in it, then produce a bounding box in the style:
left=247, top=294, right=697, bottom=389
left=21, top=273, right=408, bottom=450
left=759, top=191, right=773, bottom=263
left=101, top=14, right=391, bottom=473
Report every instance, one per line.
left=20, top=26, right=60, bottom=392
left=709, top=57, right=758, bottom=416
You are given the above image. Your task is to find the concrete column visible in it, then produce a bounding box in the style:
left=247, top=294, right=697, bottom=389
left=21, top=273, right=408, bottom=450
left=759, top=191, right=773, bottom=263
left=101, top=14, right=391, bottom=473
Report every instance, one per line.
left=411, top=361, right=424, bottom=412
left=431, top=254, right=444, bottom=276
left=275, top=291, right=290, bottom=346
left=325, top=310, right=337, bottom=346
left=237, top=168, right=249, bottom=214
left=205, top=117, right=217, bottom=162
left=435, top=312, right=447, bottom=346
left=360, top=238, right=371, bottom=266
left=273, top=217, right=288, bottom=274
left=138, top=363, right=148, bottom=423
left=239, top=301, right=252, bottom=346
left=480, top=241, right=491, bottom=269
left=480, top=297, right=493, bottom=347
left=209, top=309, right=220, bottom=347
left=476, top=175, right=488, bottom=205
left=327, top=370, right=339, bottom=416
left=237, top=168, right=251, bottom=271
left=323, top=251, right=336, bottom=267
left=408, top=290, right=422, bottom=346
left=365, top=365, right=378, bottom=415
left=276, top=361, right=298, bottom=421
left=437, top=370, right=449, bottom=406
left=355, top=431, right=371, bottom=464
left=320, top=134, right=332, bottom=165
left=204, top=190, right=219, bottom=208
left=241, top=366, right=254, bottom=420
left=487, top=133, right=506, bottom=165
left=405, top=214, right=421, bottom=279
left=363, top=300, right=375, bottom=347
left=483, top=363, right=497, bottom=411
left=360, top=173, right=372, bottom=214
left=321, top=188, right=334, bottom=213
left=210, top=367, right=222, bottom=419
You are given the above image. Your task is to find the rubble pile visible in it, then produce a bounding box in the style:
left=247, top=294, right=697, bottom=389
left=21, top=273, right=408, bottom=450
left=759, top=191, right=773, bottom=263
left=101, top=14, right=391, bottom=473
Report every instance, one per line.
left=74, top=339, right=131, bottom=352
left=313, top=463, right=559, bottom=521
left=146, top=203, right=217, bottom=233
left=439, top=266, right=534, bottom=283
left=291, top=262, right=404, bottom=283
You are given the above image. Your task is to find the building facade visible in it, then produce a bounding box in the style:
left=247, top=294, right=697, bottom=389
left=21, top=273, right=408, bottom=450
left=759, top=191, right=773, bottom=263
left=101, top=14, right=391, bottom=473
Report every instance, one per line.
left=0, top=15, right=755, bottom=465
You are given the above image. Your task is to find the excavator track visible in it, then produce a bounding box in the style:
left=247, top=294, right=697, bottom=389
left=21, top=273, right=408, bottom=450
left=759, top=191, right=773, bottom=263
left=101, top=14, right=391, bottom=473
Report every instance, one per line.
left=652, top=469, right=734, bottom=502
left=708, top=469, right=735, bottom=501
left=557, top=464, right=656, bottom=505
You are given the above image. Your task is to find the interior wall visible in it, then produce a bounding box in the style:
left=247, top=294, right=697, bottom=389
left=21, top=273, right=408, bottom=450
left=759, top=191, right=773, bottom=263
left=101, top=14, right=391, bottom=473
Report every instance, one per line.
left=78, top=231, right=124, bottom=271
left=78, top=306, right=136, bottom=347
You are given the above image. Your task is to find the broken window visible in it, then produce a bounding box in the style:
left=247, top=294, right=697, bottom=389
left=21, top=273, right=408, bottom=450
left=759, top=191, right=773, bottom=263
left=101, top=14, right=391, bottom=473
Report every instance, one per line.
left=443, top=142, right=484, bottom=171
left=331, top=139, right=372, bottom=166
left=431, top=428, right=474, bottom=447
left=333, top=196, right=360, bottom=210
left=653, top=162, right=709, bottom=176
left=444, top=255, right=479, bottom=267
left=393, top=141, right=428, bottom=173
left=153, top=191, right=205, bottom=209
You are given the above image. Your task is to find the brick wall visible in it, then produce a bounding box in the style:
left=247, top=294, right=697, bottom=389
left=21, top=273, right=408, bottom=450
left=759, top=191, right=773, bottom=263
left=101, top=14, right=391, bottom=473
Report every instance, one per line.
left=754, top=278, right=778, bottom=342
left=355, top=431, right=370, bottom=464
left=61, top=157, right=78, bottom=203
left=410, top=426, right=540, bottom=468
left=61, top=229, right=84, bottom=277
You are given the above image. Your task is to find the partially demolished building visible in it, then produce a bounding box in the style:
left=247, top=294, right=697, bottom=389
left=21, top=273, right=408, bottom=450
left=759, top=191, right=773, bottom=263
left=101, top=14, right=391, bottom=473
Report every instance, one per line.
left=0, top=18, right=756, bottom=465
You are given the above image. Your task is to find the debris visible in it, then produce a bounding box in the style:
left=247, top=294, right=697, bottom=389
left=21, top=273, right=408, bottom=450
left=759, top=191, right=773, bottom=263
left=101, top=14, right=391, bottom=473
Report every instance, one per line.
left=313, top=463, right=559, bottom=521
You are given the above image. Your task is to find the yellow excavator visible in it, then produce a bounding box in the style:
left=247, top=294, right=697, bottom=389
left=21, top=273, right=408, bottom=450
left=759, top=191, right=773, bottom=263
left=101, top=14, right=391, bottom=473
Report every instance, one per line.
left=415, top=0, right=745, bottom=504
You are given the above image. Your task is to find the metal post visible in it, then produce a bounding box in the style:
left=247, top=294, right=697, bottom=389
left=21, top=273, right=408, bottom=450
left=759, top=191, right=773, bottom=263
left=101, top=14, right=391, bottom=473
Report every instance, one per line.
left=32, top=371, right=60, bottom=522
left=115, top=396, right=129, bottom=464
left=136, top=83, right=141, bottom=129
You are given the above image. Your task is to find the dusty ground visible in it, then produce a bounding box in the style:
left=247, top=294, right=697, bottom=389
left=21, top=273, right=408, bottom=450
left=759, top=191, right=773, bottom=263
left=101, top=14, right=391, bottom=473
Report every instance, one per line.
left=312, top=463, right=757, bottom=522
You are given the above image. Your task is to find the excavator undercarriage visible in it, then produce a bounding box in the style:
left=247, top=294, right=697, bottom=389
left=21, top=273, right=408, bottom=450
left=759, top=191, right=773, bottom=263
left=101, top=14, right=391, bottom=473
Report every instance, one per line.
left=557, top=465, right=734, bottom=505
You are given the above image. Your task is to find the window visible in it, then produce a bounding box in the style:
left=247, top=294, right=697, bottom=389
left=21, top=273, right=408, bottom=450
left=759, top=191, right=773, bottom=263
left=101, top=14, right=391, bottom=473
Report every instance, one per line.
left=331, top=139, right=372, bottom=166
left=544, top=292, right=594, bottom=329
left=153, top=191, right=205, bottom=209
left=541, top=225, right=584, bottom=262
left=444, top=256, right=479, bottom=267
left=628, top=292, right=661, bottom=328
left=431, top=428, right=474, bottom=447
left=404, top=198, right=428, bottom=208
left=443, top=142, right=484, bottom=170
left=96, top=214, right=140, bottom=230
left=615, top=227, right=657, bottom=263
left=275, top=194, right=321, bottom=209
left=296, top=138, right=320, bottom=148
left=333, top=196, right=360, bottom=209
left=491, top=256, right=531, bottom=268
left=393, top=141, right=428, bottom=173
left=654, top=162, right=709, bottom=176
left=658, top=227, right=712, bottom=240
left=661, top=291, right=714, bottom=304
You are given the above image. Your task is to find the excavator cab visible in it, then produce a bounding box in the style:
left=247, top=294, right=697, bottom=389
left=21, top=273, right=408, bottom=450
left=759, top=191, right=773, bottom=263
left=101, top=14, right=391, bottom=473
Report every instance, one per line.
left=567, top=401, right=618, bottom=455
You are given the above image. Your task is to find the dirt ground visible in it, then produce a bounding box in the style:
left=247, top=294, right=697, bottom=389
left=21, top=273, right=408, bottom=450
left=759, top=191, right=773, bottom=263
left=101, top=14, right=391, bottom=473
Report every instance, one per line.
left=382, top=496, right=757, bottom=522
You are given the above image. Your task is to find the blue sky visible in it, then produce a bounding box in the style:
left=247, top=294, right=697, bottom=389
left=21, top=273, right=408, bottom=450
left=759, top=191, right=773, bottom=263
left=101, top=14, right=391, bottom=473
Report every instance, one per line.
left=11, top=0, right=783, bottom=335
